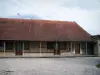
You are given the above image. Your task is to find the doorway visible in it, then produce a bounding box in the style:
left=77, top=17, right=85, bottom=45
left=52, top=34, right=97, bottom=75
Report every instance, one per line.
left=15, top=41, right=23, bottom=55
left=75, top=43, right=80, bottom=54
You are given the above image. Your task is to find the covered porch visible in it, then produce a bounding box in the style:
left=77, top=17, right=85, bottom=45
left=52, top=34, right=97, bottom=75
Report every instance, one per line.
left=0, top=41, right=94, bottom=57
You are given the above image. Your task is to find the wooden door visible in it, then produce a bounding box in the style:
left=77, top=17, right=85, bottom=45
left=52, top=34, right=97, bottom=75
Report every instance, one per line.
left=75, top=43, right=80, bottom=54
left=54, top=42, right=60, bottom=55
left=66, top=42, right=70, bottom=52
left=15, top=41, right=23, bottom=55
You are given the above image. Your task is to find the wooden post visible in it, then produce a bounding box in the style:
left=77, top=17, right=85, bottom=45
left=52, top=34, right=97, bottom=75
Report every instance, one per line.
left=71, top=42, right=72, bottom=54
left=4, top=41, right=6, bottom=56
left=56, top=41, right=58, bottom=54
left=13, top=41, right=15, bottom=56
left=74, top=42, right=76, bottom=54
left=86, top=42, right=87, bottom=55
left=70, top=42, right=71, bottom=53
left=40, top=41, right=42, bottom=56
left=23, top=42, right=24, bottom=56
left=56, top=41, right=60, bottom=55
left=80, top=43, right=81, bottom=54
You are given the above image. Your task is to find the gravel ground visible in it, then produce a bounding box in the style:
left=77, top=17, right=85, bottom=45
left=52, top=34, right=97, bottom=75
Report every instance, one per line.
left=0, top=57, right=100, bottom=75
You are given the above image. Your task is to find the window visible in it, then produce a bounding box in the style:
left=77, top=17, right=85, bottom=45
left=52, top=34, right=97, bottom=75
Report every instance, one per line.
left=41, top=42, right=47, bottom=48
left=0, top=42, right=3, bottom=47
left=0, top=42, right=4, bottom=52
left=59, top=42, right=66, bottom=50
left=6, top=42, right=13, bottom=50
left=24, top=42, right=29, bottom=50
left=47, top=42, right=54, bottom=49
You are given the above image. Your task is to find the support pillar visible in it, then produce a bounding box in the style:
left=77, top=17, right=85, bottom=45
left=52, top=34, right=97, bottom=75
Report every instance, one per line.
left=4, top=41, right=6, bottom=56
left=23, top=42, right=24, bottom=56
left=56, top=41, right=58, bottom=54
left=86, top=42, right=87, bottom=55
left=55, top=41, right=60, bottom=55
left=74, top=42, right=75, bottom=54
left=40, top=41, right=42, bottom=56
left=70, top=42, right=73, bottom=54
left=80, top=43, right=82, bottom=54
left=13, top=41, right=15, bottom=56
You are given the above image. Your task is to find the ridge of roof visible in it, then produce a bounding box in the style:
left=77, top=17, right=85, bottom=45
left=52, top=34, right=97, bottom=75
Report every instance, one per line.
left=0, top=17, right=75, bottom=23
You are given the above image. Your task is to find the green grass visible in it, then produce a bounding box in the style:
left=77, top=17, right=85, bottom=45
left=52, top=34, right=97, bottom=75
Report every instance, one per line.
left=96, top=64, right=100, bottom=68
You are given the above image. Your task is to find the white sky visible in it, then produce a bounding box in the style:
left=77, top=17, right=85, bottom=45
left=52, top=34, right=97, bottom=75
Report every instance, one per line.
left=0, top=0, right=100, bottom=35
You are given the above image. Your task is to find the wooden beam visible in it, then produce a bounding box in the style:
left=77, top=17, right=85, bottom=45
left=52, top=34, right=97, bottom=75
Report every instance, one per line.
left=71, top=42, right=73, bottom=54
left=80, top=43, right=82, bottom=54
left=23, top=42, right=24, bottom=56
left=56, top=41, right=58, bottom=54
left=74, top=42, right=75, bottom=54
left=40, top=41, right=42, bottom=56
left=86, top=42, right=87, bottom=55
left=4, top=41, right=6, bottom=56
left=13, top=41, right=15, bottom=56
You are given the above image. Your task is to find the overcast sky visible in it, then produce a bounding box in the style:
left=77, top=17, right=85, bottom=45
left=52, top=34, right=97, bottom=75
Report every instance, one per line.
left=0, top=0, right=100, bottom=35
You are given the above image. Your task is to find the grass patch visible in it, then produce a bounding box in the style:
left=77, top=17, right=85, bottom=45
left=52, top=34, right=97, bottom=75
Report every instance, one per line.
left=96, top=64, right=100, bottom=68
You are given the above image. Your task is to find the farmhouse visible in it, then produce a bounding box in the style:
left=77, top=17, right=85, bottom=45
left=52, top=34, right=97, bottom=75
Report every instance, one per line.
left=0, top=18, right=95, bottom=56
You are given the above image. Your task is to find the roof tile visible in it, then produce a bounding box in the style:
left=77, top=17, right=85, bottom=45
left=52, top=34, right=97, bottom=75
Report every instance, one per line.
left=0, top=18, right=92, bottom=41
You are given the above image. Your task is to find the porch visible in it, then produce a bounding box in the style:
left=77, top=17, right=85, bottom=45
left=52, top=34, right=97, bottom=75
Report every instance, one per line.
left=0, top=41, right=94, bottom=57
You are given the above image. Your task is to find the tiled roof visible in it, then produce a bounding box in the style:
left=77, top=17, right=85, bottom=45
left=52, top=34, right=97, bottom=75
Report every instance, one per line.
left=0, top=18, right=92, bottom=41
